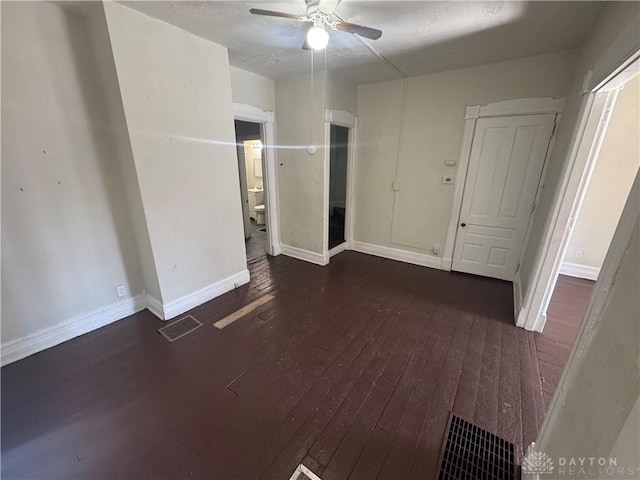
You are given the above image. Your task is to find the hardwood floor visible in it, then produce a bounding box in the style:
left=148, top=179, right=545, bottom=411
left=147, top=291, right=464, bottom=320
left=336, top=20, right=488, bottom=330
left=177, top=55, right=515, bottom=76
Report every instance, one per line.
left=2, top=252, right=551, bottom=480
left=246, top=219, right=267, bottom=263
left=535, top=274, right=595, bottom=411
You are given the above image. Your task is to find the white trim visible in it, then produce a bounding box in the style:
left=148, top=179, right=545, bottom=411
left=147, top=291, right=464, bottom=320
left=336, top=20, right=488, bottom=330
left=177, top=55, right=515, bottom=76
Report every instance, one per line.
left=323, top=120, right=331, bottom=256
left=145, top=293, right=165, bottom=320
left=325, top=109, right=357, bottom=128
left=233, top=102, right=281, bottom=256
left=281, top=244, right=329, bottom=266
left=351, top=241, right=442, bottom=270
left=442, top=108, right=478, bottom=266
left=233, top=102, right=274, bottom=123
left=594, top=55, right=640, bottom=92
left=476, top=97, right=566, bottom=118
left=518, top=90, right=618, bottom=331
left=324, top=109, right=358, bottom=260
left=150, top=270, right=250, bottom=321
left=345, top=125, right=357, bottom=250
left=536, top=173, right=639, bottom=455
left=328, top=242, right=347, bottom=258
left=513, top=271, right=523, bottom=322
left=559, top=262, right=600, bottom=281
left=1, top=295, right=146, bottom=366
left=262, top=121, right=281, bottom=256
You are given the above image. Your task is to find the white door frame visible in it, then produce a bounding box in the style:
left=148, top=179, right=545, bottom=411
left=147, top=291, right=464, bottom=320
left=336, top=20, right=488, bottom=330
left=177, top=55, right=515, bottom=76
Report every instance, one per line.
left=324, top=109, right=358, bottom=259
left=442, top=97, right=566, bottom=274
left=233, top=102, right=281, bottom=256
left=517, top=53, right=640, bottom=332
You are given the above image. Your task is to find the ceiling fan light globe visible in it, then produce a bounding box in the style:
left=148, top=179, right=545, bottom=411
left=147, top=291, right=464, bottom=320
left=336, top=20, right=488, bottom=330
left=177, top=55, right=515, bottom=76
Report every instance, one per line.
left=307, top=26, right=329, bottom=50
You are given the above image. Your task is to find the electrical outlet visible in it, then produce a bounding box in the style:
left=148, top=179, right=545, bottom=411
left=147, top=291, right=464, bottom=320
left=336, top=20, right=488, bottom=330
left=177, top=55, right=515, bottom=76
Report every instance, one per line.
left=432, top=245, right=441, bottom=256
left=445, top=159, right=457, bottom=167
left=442, top=176, right=455, bottom=185
left=116, top=285, right=127, bottom=298
left=574, top=249, right=584, bottom=259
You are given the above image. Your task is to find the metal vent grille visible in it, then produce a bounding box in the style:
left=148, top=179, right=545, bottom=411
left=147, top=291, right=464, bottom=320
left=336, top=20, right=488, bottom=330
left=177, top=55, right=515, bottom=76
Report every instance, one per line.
left=437, top=415, right=516, bottom=480
left=158, top=315, right=202, bottom=342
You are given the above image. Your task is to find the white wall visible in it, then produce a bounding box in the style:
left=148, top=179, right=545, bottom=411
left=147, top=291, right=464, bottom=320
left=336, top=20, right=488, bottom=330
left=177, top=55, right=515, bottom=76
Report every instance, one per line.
left=229, top=66, right=276, bottom=112
left=103, top=2, right=247, bottom=305
left=354, top=51, right=577, bottom=258
left=86, top=4, right=162, bottom=302
left=519, top=2, right=640, bottom=298
left=275, top=72, right=327, bottom=254
left=275, top=69, right=357, bottom=256
left=1, top=2, right=143, bottom=343
left=326, top=71, right=358, bottom=114
left=532, top=173, right=639, bottom=474
left=561, top=75, right=640, bottom=279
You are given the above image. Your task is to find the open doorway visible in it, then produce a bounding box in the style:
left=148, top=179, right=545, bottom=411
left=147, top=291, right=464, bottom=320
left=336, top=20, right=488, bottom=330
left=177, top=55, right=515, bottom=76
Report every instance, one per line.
left=328, top=125, right=349, bottom=251
left=534, top=73, right=639, bottom=408
left=235, top=120, right=268, bottom=263
left=323, top=109, right=357, bottom=262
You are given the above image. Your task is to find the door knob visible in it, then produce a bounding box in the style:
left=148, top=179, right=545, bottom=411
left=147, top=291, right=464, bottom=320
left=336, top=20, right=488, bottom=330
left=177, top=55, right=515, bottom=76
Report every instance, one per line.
left=460, top=223, right=466, bottom=227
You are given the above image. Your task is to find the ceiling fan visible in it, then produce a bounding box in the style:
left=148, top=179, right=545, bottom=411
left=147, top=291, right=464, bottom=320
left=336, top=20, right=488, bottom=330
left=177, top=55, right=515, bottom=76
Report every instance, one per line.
left=250, top=0, right=382, bottom=50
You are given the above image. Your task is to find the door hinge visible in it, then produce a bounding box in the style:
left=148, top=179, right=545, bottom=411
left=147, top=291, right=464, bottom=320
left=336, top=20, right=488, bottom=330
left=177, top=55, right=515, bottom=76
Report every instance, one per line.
left=392, top=181, right=400, bottom=191
left=550, top=119, right=558, bottom=137
left=515, top=262, right=520, bottom=273
left=530, top=202, right=536, bottom=214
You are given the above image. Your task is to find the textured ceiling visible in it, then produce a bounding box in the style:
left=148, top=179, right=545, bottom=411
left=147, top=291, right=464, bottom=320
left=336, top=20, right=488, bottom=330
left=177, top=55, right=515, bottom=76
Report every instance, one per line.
left=120, top=1, right=604, bottom=84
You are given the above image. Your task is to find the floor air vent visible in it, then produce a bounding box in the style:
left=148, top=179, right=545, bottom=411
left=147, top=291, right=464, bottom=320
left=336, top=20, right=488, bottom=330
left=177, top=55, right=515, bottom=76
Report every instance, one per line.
left=289, top=464, right=322, bottom=480
left=158, top=315, right=202, bottom=342
left=437, top=414, right=516, bottom=480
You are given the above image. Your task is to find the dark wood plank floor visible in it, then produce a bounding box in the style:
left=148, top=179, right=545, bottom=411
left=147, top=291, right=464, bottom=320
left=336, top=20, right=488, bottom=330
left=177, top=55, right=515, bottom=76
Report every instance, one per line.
left=246, top=219, right=267, bottom=263
left=2, top=252, right=551, bottom=480
left=535, top=274, right=595, bottom=411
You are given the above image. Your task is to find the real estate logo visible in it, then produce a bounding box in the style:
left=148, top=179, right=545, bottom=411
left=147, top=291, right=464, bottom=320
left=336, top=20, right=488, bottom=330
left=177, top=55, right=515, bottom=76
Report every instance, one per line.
left=522, top=447, right=555, bottom=475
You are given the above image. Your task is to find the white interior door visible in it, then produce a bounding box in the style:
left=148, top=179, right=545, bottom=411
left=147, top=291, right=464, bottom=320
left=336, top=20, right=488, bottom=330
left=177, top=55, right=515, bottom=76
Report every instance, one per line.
left=452, top=113, right=556, bottom=280
left=236, top=145, right=251, bottom=240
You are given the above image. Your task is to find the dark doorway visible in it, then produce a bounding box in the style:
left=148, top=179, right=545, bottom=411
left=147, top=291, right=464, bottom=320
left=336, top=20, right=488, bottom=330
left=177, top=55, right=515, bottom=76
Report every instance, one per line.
left=328, top=125, right=348, bottom=250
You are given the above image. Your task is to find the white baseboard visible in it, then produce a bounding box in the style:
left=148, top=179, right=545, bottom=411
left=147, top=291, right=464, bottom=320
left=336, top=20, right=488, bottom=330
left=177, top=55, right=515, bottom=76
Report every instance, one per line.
left=535, top=310, right=548, bottom=332
left=151, top=269, right=251, bottom=321
left=281, top=244, right=328, bottom=266
left=441, top=257, right=452, bottom=271
left=351, top=241, right=442, bottom=270
left=1, top=295, right=146, bottom=366
left=513, top=271, right=523, bottom=324
left=559, top=262, right=600, bottom=281
left=328, top=243, right=347, bottom=258
left=145, top=294, right=165, bottom=320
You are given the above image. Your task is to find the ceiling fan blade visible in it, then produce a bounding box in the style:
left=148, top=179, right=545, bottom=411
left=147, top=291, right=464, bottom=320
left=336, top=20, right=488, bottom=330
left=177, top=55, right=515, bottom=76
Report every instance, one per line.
left=249, top=8, right=302, bottom=20
left=335, top=21, right=382, bottom=40
left=302, top=39, right=311, bottom=50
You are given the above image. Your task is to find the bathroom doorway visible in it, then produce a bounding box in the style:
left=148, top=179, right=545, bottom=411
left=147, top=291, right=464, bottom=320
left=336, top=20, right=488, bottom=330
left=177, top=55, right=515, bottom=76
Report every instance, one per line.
left=328, top=125, right=349, bottom=251
left=235, top=120, right=268, bottom=263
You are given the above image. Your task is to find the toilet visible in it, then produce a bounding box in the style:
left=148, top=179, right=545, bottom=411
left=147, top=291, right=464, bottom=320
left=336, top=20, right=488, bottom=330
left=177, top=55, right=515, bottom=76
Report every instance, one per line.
left=255, top=204, right=266, bottom=225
